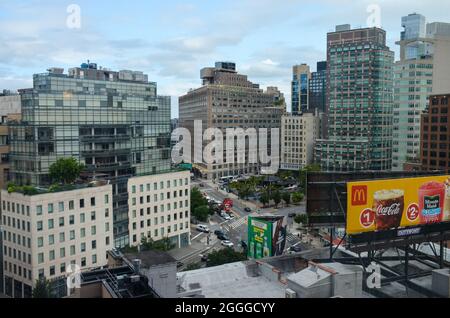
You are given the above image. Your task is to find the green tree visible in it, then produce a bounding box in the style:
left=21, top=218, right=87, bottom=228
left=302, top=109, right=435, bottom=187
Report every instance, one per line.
left=292, top=192, right=305, bottom=205
left=272, top=190, right=282, bottom=208
left=49, top=158, right=85, bottom=185
left=193, top=205, right=210, bottom=222
left=294, top=214, right=308, bottom=226
left=282, top=192, right=291, bottom=206
left=259, top=192, right=270, bottom=207
left=206, top=248, right=247, bottom=267
left=32, top=277, right=53, bottom=298
left=191, top=188, right=208, bottom=214
left=183, top=263, right=202, bottom=271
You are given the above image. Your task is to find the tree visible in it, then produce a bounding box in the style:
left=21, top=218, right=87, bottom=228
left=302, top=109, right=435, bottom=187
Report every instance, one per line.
left=32, top=277, right=53, bottom=298
left=259, top=192, right=270, bottom=207
left=272, top=190, right=282, bottom=208
left=294, top=214, right=308, bottom=226
left=206, top=248, right=247, bottom=267
left=193, top=205, right=210, bottom=222
left=191, top=188, right=208, bottom=214
left=49, top=158, right=85, bottom=185
left=183, top=263, right=202, bottom=271
left=282, top=192, right=291, bottom=206
left=140, top=237, right=175, bottom=252
left=292, top=192, right=305, bottom=205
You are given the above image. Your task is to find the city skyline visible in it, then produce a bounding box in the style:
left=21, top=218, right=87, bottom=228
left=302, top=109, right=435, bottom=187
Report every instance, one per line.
left=1, top=1, right=450, bottom=117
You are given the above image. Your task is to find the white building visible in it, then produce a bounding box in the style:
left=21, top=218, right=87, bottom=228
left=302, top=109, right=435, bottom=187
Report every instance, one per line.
left=0, top=94, right=21, bottom=119
left=1, top=182, right=113, bottom=298
left=281, top=114, right=320, bottom=171
left=393, top=14, right=450, bottom=171
left=127, top=170, right=191, bottom=249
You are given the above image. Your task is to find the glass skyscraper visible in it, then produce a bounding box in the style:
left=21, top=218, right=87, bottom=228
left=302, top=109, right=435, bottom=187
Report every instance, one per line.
left=9, top=64, right=171, bottom=247
left=315, top=25, right=394, bottom=172
left=309, top=61, right=327, bottom=114
left=291, top=64, right=310, bottom=114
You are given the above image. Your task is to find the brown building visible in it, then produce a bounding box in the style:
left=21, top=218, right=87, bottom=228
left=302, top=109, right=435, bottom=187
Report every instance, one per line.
left=421, top=94, right=450, bottom=172
left=0, top=114, right=21, bottom=189
left=179, top=62, right=285, bottom=180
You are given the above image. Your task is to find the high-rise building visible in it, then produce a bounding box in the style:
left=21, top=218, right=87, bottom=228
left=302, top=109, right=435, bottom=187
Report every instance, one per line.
left=392, top=14, right=450, bottom=171
left=291, top=64, right=311, bottom=115
left=1, top=182, right=113, bottom=298
left=315, top=25, right=394, bottom=172
left=420, top=94, right=450, bottom=173
left=8, top=64, right=172, bottom=248
left=281, top=113, right=320, bottom=171
left=309, top=61, right=327, bottom=114
left=179, top=62, right=285, bottom=180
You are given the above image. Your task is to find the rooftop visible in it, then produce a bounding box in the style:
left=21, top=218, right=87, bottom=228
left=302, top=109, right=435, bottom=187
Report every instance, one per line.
left=124, top=249, right=177, bottom=268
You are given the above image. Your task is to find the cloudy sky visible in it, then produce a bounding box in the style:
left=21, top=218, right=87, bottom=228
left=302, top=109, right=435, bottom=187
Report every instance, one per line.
left=0, top=0, right=449, bottom=117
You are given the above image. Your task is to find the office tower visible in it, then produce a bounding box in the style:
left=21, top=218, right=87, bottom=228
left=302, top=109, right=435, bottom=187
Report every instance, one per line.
left=281, top=113, right=320, bottom=171
left=1, top=182, right=113, bottom=298
left=8, top=64, right=172, bottom=248
left=179, top=62, right=285, bottom=180
left=309, top=61, right=327, bottom=114
left=393, top=14, right=450, bottom=171
left=315, top=25, right=394, bottom=172
left=420, top=94, right=450, bottom=172
left=291, top=64, right=311, bottom=114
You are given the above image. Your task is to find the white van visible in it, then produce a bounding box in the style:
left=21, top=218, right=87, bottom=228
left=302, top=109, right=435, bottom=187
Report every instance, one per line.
left=196, top=224, right=210, bottom=233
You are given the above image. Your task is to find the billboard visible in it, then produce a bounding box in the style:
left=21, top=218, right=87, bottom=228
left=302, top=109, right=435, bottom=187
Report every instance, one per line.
left=248, top=216, right=287, bottom=259
left=347, top=175, right=450, bottom=235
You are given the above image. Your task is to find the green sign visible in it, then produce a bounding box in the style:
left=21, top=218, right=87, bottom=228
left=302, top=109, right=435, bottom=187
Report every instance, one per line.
left=248, top=217, right=273, bottom=259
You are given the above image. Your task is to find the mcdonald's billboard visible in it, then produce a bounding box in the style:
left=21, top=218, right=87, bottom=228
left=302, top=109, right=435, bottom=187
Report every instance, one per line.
left=347, top=175, right=450, bottom=235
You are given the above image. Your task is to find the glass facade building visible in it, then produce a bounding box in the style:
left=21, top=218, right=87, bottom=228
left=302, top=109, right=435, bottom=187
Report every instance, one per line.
left=315, top=26, right=394, bottom=172
left=291, top=64, right=310, bottom=115
left=9, top=65, right=171, bottom=247
left=309, top=61, right=327, bottom=114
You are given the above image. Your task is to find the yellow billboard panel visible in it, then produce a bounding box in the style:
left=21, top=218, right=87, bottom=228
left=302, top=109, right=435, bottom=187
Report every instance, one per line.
left=347, top=176, right=450, bottom=235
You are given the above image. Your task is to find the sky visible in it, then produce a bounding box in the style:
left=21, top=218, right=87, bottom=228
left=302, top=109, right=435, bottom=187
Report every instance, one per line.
left=1, top=0, right=450, bottom=117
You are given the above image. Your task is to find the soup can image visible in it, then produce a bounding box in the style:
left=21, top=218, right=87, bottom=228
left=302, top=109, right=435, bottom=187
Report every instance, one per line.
left=373, top=190, right=405, bottom=231
left=418, top=181, right=445, bottom=224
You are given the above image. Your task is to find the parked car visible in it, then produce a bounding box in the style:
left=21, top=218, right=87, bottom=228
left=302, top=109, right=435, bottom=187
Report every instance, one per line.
left=214, top=230, right=225, bottom=236
left=288, top=213, right=297, bottom=218
left=200, top=254, right=208, bottom=262
left=244, top=207, right=252, bottom=213
left=196, top=224, right=210, bottom=233
left=221, top=213, right=231, bottom=220
left=289, top=245, right=303, bottom=253
left=177, top=261, right=184, bottom=268
left=221, top=240, right=234, bottom=248
left=217, top=234, right=230, bottom=241
left=240, top=241, right=248, bottom=249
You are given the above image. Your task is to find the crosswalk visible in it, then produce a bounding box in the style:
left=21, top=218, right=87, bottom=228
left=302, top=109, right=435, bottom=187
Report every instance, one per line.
left=226, top=216, right=248, bottom=230
left=286, top=233, right=301, bottom=245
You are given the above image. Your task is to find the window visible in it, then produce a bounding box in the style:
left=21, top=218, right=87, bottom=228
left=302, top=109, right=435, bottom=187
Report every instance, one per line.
left=59, top=217, right=64, bottom=227
left=91, top=226, right=96, bottom=235
left=91, top=211, right=96, bottom=221
left=69, top=201, right=74, bottom=210
left=69, top=215, right=75, bottom=225
left=104, top=195, right=109, bottom=204
left=80, top=199, right=85, bottom=208
left=48, top=203, right=54, bottom=214
left=92, top=254, right=97, bottom=264
left=70, top=246, right=76, bottom=256
left=37, top=237, right=44, bottom=248
left=81, top=243, right=86, bottom=252
left=60, top=248, right=65, bottom=258
left=58, top=202, right=64, bottom=212
left=49, top=235, right=55, bottom=245
left=80, top=228, right=86, bottom=238
left=38, top=253, right=44, bottom=264
left=48, top=219, right=54, bottom=230
left=59, top=232, right=65, bottom=243
left=80, top=213, right=85, bottom=223
left=81, top=258, right=86, bottom=267
left=70, top=230, right=75, bottom=240
left=49, top=250, right=55, bottom=261
left=91, top=240, right=97, bottom=249
left=37, top=221, right=43, bottom=231
left=91, top=197, right=96, bottom=207
left=36, top=205, right=43, bottom=216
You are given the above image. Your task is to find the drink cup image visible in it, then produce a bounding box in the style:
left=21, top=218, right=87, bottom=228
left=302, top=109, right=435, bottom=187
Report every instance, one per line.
left=373, top=190, right=405, bottom=231
left=418, top=181, right=445, bottom=224
left=443, top=179, right=450, bottom=222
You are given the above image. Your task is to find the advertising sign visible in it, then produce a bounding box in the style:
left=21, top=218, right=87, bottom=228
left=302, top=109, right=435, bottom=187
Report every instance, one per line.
left=347, top=176, right=450, bottom=235
left=248, top=216, right=287, bottom=259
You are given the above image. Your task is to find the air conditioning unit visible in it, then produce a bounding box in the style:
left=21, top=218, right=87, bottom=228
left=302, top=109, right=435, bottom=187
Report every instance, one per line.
left=285, top=288, right=297, bottom=299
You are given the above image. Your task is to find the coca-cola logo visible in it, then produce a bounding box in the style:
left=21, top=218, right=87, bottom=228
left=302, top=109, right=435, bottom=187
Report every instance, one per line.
left=376, top=203, right=401, bottom=216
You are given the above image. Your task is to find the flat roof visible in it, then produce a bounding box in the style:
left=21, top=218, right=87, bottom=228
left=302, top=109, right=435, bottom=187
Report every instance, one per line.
left=124, top=250, right=177, bottom=267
